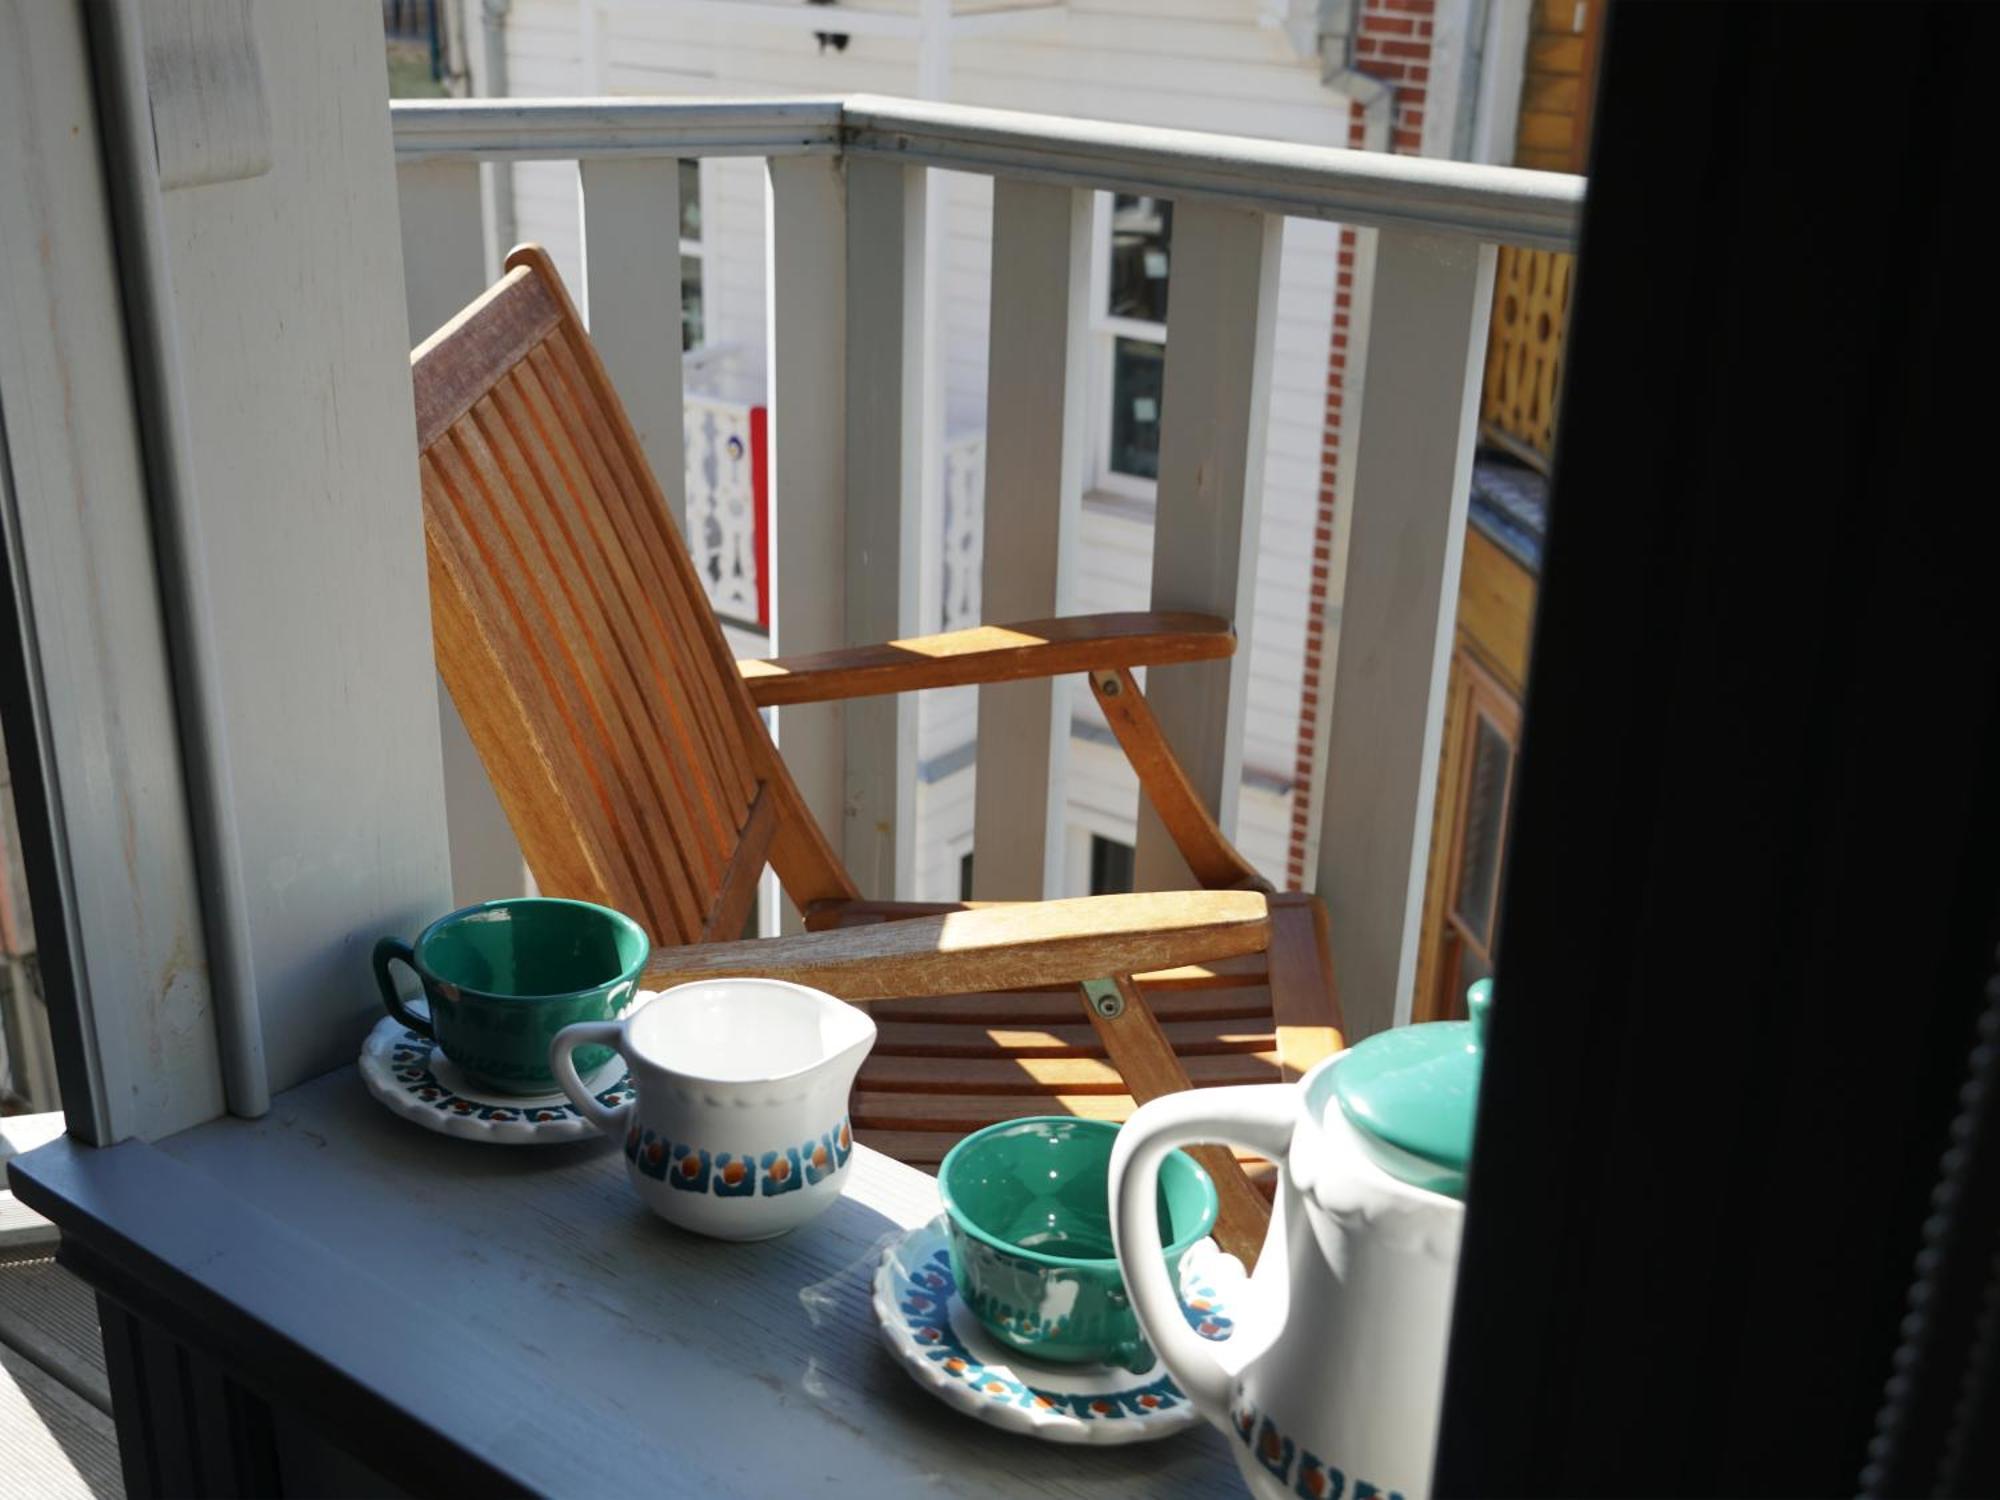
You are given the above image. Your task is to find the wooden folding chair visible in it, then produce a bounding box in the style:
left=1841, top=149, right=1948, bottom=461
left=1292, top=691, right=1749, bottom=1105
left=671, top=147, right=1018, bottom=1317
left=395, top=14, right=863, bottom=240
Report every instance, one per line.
left=411, top=247, right=1345, bottom=1260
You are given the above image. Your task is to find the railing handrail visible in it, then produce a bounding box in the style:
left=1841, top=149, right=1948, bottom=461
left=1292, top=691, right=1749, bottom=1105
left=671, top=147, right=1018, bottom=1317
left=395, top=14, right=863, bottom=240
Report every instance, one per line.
left=388, top=97, right=844, bottom=162
left=389, top=95, right=1585, bottom=249
left=841, top=96, right=1582, bottom=248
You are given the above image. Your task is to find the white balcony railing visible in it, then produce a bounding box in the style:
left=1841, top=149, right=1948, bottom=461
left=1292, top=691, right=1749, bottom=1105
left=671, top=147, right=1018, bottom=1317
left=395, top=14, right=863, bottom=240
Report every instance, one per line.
left=390, top=94, right=1584, bottom=1038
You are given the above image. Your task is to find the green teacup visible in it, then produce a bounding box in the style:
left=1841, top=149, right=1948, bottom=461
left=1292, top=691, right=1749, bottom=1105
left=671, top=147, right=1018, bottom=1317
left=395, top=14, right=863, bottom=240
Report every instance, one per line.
left=372, top=898, right=650, bottom=1096
left=938, top=1116, right=1217, bottom=1370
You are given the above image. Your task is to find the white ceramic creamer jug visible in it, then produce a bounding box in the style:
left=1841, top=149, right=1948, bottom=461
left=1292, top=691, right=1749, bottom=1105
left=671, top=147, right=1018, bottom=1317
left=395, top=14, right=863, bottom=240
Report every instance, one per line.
left=1110, top=984, right=1489, bottom=1500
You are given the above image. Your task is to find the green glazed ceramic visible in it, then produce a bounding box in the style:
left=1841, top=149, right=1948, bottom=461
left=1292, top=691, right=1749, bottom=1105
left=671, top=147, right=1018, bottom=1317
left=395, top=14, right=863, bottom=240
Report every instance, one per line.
left=1332, top=977, right=1492, bottom=1199
left=938, top=1117, right=1217, bottom=1370
left=372, top=898, right=650, bottom=1096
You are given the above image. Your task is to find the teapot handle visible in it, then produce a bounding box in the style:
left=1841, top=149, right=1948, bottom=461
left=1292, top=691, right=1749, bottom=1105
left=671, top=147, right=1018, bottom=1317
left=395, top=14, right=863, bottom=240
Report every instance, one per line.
left=1109, top=1084, right=1298, bottom=1422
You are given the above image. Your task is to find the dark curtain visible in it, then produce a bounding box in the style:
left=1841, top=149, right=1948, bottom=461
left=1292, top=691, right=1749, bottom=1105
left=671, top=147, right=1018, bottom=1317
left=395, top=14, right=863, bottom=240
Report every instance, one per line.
left=1434, top=5, right=2000, bottom=1496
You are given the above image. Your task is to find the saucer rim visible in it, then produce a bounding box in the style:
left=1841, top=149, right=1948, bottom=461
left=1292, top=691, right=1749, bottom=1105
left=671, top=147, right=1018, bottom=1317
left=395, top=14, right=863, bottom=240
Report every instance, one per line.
left=356, top=1012, right=630, bottom=1145
left=871, top=1213, right=1239, bottom=1446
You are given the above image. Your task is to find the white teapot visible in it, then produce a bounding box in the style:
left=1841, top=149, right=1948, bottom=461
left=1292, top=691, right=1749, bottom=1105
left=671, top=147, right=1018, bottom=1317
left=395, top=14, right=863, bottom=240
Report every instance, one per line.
left=1110, top=984, right=1488, bottom=1500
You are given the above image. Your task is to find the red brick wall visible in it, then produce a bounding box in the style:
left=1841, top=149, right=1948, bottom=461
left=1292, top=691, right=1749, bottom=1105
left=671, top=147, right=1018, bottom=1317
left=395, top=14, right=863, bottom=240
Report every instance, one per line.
left=1354, top=0, right=1436, bottom=151
left=1285, top=0, right=1436, bottom=888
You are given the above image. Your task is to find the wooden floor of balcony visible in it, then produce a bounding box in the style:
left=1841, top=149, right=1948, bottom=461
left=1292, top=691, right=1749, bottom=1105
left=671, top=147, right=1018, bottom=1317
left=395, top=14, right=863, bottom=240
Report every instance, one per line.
left=0, top=1245, right=118, bottom=1498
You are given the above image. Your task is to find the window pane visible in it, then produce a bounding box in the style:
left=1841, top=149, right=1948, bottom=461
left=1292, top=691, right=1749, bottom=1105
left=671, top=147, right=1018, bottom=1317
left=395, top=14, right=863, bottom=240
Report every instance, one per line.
left=681, top=253, right=704, bottom=351
left=679, top=160, right=701, bottom=242
left=1090, top=835, right=1135, bottom=896
left=959, top=852, right=975, bottom=901
left=1110, top=337, right=1164, bottom=480
left=1451, top=713, right=1514, bottom=947
left=1109, top=194, right=1171, bottom=324
left=1457, top=940, right=1493, bottom=994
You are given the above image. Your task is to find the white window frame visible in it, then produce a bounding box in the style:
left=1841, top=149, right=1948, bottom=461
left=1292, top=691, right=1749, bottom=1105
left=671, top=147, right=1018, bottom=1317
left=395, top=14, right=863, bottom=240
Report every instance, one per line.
left=678, top=157, right=707, bottom=356
left=1087, top=191, right=1169, bottom=502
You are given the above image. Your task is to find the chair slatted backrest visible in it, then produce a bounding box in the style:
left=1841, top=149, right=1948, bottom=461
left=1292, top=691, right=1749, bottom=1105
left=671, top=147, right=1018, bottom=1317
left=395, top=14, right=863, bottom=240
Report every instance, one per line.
left=412, top=248, right=849, bottom=945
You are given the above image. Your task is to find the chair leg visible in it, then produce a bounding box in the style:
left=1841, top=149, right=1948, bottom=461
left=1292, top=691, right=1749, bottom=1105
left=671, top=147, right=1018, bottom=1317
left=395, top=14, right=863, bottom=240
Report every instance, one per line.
left=1078, top=976, right=1273, bottom=1268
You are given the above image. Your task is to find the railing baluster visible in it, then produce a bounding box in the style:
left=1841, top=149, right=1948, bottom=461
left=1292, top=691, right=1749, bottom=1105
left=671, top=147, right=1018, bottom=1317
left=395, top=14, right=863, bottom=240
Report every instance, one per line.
left=580, top=159, right=688, bottom=535
left=765, top=155, right=848, bottom=922
left=397, top=158, right=532, bottom=907
left=397, top=159, right=486, bottom=341
left=1134, top=201, right=1285, bottom=892
left=840, top=157, right=927, bottom=900
left=970, top=179, right=1092, bottom=900
left=1313, top=228, right=1496, bottom=1039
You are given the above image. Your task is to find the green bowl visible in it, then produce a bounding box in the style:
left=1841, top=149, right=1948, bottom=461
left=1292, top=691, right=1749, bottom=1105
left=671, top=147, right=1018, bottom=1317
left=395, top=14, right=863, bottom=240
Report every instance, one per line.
left=938, top=1116, right=1218, bottom=1370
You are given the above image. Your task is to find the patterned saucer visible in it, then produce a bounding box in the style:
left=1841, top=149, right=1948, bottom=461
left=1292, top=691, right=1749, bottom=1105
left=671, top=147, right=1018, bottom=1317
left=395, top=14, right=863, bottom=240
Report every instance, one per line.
left=872, top=1215, right=1245, bottom=1445
left=357, top=1012, right=635, bottom=1144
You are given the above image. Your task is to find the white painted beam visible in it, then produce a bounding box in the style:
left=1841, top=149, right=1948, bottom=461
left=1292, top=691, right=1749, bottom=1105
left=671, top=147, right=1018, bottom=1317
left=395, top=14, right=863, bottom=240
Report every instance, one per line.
left=1134, top=202, right=1283, bottom=892
left=970, top=180, right=1092, bottom=900
left=0, top=0, right=225, bottom=1142
left=142, top=0, right=455, bottom=1097
left=841, top=157, right=927, bottom=901
left=1314, top=228, right=1496, bottom=1040
left=390, top=97, right=846, bottom=164
left=580, top=158, right=689, bottom=535
left=765, top=155, right=848, bottom=921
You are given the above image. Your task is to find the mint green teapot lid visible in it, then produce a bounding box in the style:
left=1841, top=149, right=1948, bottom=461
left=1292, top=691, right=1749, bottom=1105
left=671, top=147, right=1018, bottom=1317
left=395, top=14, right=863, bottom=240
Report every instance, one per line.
left=1332, top=979, right=1491, bottom=1200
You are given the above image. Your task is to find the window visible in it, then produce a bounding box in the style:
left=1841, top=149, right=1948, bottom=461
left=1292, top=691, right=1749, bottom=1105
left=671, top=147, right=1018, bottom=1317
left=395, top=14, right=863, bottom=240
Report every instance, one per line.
left=958, top=851, right=974, bottom=901
left=679, top=159, right=704, bottom=352
left=1429, top=658, right=1520, bottom=1017
left=1088, top=835, right=1135, bottom=896
left=1096, top=194, right=1172, bottom=487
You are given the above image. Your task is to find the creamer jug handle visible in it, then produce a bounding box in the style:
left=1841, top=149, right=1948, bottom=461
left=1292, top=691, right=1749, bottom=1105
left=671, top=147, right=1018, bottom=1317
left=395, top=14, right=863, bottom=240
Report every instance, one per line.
left=1108, top=1084, right=1297, bottom=1422
left=549, top=1020, right=635, bottom=1136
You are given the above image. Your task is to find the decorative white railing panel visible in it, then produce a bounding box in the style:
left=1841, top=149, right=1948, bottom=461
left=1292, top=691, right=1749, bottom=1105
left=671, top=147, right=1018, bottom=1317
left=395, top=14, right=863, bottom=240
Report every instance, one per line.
left=683, top=396, right=766, bottom=629
left=391, top=95, right=1584, bottom=1030
left=940, top=432, right=985, bottom=634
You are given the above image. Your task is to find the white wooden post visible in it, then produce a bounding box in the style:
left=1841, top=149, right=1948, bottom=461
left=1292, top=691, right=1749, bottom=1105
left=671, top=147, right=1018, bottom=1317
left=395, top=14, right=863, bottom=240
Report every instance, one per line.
left=841, top=157, right=926, bottom=900
left=765, top=154, right=848, bottom=921
left=1313, top=228, right=1496, bottom=1040
left=1134, top=201, right=1284, bottom=892
left=970, top=179, right=1092, bottom=900
left=85, top=0, right=456, bottom=1104
left=398, top=157, right=532, bottom=910
left=0, top=0, right=226, bottom=1142
left=579, top=158, right=689, bottom=535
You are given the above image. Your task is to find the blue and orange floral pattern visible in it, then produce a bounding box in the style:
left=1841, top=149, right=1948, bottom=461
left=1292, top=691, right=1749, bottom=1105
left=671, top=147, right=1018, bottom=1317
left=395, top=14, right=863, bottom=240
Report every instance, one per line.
left=623, top=1115, right=854, bottom=1197
left=892, top=1246, right=1235, bottom=1423
left=388, top=1028, right=634, bottom=1123
left=1180, top=1276, right=1235, bottom=1341
left=1228, top=1393, right=1406, bottom=1500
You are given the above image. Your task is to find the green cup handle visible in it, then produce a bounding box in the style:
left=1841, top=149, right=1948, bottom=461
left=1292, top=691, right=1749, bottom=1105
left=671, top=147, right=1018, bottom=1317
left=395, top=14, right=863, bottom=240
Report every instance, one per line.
left=372, top=937, right=432, bottom=1038
left=549, top=1021, right=634, bottom=1137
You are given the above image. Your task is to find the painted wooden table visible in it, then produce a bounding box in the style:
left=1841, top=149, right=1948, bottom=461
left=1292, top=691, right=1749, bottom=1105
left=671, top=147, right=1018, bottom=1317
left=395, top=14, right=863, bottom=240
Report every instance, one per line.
left=8, top=1064, right=1244, bottom=1497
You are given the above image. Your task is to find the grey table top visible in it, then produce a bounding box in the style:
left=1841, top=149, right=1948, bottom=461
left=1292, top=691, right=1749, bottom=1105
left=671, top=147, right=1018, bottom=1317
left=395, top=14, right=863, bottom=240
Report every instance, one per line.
left=18, top=1064, right=1243, bottom=1498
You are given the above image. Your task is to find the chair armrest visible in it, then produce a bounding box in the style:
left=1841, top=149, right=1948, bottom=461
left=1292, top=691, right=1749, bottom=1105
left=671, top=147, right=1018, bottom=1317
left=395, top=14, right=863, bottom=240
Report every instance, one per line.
left=641, top=890, right=1269, bottom=1000
left=736, top=612, right=1233, bottom=707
